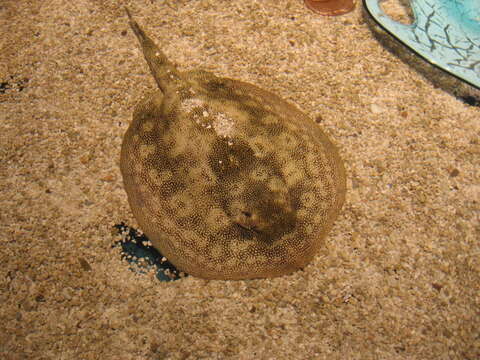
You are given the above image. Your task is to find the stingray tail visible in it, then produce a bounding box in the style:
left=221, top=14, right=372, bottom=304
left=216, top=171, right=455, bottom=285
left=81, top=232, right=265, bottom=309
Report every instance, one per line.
left=125, top=7, right=184, bottom=94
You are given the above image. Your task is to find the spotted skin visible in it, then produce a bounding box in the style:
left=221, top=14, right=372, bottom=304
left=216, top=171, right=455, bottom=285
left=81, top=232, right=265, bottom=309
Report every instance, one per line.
left=120, top=10, right=347, bottom=280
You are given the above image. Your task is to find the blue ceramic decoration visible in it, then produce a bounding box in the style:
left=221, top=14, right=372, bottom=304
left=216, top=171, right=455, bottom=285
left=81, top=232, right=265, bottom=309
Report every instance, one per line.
left=364, top=0, right=480, bottom=103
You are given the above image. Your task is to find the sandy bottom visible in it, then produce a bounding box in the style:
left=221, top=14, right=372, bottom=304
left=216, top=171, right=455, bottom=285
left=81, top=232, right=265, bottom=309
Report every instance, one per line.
left=1, top=1, right=479, bottom=359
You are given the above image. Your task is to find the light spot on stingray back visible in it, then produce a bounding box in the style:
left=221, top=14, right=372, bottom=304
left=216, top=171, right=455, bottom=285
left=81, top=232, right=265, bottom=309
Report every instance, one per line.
left=304, top=224, right=314, bottom=236
left=170, top=195, right=189, bottom=215
left=249, top=137, right=269, bottom=157
left=139, top=143, right=155, bottom=159
left=300, top=192, right=316, bottom=208
left=268, top=177, right=284, bottom=192
left=210, top=244, right=223, bottom=259
left=193, top=230, right=208, bottom=249
left=224, top=257, right=241, bottom=270
left=283, top=162, right=304, bottom=186
left=134, top=162, right=144, bottom=173
left=263, top=113, right=279, bottom=125
left=212, top=112, right=235, bottom=138
left=157, top=169, right=174, bottom=183
left=142, top=121, right=154, bottom=132
left=148, top=168, right=160, bottom=183
left=180, top=97, right=206, bottom=113
left=246, top=254, right=267, bottom=265
left=139, top=183, right=150, bottom=196
left=229, top=240, right=250, bottom=253
left=206, top=208, right=230, bottom=232
left=278, top=132, right=299, bottom=149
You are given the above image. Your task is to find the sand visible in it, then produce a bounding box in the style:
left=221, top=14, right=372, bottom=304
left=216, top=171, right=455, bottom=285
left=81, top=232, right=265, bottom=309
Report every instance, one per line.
left=1, top=0, right=479, bottom=359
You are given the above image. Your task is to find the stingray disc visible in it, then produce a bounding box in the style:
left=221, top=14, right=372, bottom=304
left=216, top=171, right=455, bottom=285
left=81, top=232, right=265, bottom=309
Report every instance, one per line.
left=120, top=10, right=347, bottom=280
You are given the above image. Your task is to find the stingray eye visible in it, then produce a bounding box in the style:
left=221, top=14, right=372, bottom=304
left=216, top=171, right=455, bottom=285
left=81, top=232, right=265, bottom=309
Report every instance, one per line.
left=242, top=211, right=252, bottom=218
left=233, top=210, right=261, bottom=234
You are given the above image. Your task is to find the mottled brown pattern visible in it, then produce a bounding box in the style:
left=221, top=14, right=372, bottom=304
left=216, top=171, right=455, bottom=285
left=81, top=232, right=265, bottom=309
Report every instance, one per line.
left=120, top=10, right=346, bottom=279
